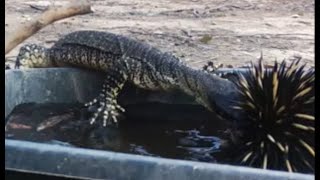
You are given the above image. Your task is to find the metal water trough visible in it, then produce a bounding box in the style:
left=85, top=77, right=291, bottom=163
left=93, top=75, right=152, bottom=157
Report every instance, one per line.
left=5, top=68, right=314, bottom=180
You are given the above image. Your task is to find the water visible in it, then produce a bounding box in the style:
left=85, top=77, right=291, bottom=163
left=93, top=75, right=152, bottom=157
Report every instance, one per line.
left=5, top=102, right=227, bottom=163
left=5, top=102, right=315, bottom=173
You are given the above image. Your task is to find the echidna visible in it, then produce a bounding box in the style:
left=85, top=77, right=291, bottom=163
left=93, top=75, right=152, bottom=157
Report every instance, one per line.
left=204, top=57, right=314, bottom=173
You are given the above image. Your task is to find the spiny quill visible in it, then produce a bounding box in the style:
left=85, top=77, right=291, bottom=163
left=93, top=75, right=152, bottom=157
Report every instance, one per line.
left=224, top=57, right=314, bottom=173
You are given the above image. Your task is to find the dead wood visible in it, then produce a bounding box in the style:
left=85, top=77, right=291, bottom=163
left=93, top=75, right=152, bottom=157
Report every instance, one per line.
left=5, top=0, right=92, bottom=55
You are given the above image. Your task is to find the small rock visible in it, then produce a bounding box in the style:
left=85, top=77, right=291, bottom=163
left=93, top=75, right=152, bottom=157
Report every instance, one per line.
left=22, top=14, right=31, bottom=21
left=297, top=21, right=312, bottom=25
left=181, top=29, right=192, bottom=37
left=154, top=30, right=163, bottom=35
left=263, top=35, right=271, bottom=39
left=264, top=23, right=273, bottom=27
left=293, top=54, right=302, bottom=59
left=192, top=9, right=200, bottom=18
left=298, top=12, right=304, bottom=16
left=291, top=14, right=300, bottom=18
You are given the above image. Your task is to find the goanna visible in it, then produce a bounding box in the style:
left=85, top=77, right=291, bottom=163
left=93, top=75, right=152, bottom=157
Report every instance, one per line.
left=15, top=30, right=240, bottom=126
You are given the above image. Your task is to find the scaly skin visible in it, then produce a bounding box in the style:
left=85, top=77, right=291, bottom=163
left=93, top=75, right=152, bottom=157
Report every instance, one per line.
left=16, top=30, right=241, bottom=126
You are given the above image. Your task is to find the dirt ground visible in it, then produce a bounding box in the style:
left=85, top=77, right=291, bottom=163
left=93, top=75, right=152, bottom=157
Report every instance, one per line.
left=5, top=0, right=314, bottom=69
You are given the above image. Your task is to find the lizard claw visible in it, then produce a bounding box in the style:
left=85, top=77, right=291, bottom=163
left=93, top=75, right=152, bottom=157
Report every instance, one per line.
left=84, top=97, right=98, bottom=107
left=101, top=104, right=123, bottom=127
left=85, top=72, right=127, bottom=127
left=85, top=94, right=124, bottom=127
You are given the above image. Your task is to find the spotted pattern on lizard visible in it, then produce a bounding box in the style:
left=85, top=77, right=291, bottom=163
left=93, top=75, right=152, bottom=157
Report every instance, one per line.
left=15, top=30, right=240, bottom=127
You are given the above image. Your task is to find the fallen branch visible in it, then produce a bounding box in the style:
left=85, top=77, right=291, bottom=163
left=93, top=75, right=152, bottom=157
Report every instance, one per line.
left=5, top=0, right=92, bottom=55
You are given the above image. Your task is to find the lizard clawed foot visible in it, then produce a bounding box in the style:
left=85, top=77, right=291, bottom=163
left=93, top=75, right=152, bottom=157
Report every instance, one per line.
left=100, top=102, right=125, bottom=126
left=84, top=94, right=125, bottom=127
left=84, top=71, right=128, bottom=127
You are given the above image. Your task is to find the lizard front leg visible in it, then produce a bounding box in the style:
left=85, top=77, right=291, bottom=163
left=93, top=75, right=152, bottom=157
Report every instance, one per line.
left=85, top=70, right=128, bottom=127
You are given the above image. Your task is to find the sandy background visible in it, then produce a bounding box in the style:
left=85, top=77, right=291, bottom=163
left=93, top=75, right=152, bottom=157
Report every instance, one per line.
left=5, top=0, right=314, bottom=69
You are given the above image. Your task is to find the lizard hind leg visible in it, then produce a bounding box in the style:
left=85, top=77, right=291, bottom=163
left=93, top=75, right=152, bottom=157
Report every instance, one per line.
left=85, top=72, right=127, bottom=127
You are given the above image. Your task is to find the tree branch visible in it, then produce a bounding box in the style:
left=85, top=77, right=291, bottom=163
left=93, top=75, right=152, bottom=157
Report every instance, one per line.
left=5, top=0, right=92, bottom=55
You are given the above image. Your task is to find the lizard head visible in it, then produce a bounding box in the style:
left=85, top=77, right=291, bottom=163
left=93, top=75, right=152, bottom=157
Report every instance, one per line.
left=15, top=44, right=51, bottom=69
left=198, top=73, right=246, bottom=123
